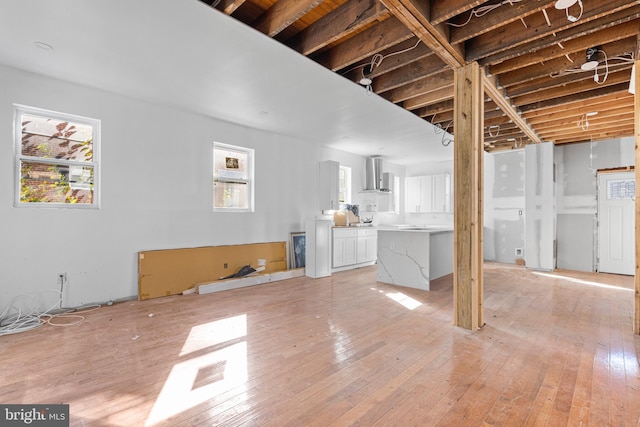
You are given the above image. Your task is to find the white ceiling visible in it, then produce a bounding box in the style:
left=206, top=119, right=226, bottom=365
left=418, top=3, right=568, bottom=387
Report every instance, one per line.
left=0, top=0, right=453, bottom=166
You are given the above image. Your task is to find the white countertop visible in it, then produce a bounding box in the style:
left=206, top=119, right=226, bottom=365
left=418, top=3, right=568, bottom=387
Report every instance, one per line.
left=377, top=225, right=453, bottom=234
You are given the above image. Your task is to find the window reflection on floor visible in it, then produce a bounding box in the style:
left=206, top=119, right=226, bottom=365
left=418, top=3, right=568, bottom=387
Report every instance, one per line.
left=146, top=315, right=248, bottom=426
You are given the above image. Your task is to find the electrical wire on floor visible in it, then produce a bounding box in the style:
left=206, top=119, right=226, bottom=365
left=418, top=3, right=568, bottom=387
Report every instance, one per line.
left=0, top=290, right=101, bottom=336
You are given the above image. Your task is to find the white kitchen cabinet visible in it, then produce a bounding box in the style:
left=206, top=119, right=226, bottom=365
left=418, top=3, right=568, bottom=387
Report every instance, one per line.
left=405, top=174, right=450, bottom=213
left=356, top=228, right=378, bottom=263
left=333, top=228, right=357, bottom=268
left=405, top=175, right=431, bottom=213
left=333, top=227, right=377, bottom=270
left=319, top=160, right=340, bottom=211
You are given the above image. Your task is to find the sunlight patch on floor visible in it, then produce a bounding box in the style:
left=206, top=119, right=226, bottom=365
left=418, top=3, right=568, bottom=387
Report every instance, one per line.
left=532, top=271, right=633, bottom=292
left=146, top=315, right=248, bottom=426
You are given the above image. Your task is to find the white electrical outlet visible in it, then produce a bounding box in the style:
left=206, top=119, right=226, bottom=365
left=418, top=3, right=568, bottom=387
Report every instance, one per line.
left=515, top=248, right=523, bottom=257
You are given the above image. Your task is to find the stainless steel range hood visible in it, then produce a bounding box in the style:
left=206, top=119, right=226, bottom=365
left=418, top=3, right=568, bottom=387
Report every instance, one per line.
left=364, top=156, right=390, bottom=192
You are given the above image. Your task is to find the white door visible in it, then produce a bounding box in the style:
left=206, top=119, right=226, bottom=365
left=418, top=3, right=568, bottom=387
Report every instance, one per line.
left=597, top=171, right=635, bottom=275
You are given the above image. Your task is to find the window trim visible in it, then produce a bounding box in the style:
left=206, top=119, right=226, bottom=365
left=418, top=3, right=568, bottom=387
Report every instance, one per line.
left=14, top=104, right=101, bottom=209
left=213, top=141, right=255, bottom=212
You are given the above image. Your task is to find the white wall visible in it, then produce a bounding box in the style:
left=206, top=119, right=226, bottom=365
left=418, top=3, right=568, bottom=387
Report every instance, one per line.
left=0, top=64, right=367, bottom=308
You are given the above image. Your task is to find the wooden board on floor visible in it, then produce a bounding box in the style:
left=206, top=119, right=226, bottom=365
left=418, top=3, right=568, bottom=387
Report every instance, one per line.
left=138, top=242, right=287, bottom=300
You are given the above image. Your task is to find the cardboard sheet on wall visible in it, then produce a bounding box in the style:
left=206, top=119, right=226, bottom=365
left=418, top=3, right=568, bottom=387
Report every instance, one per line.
left=138, top=242, right=287, bottom=300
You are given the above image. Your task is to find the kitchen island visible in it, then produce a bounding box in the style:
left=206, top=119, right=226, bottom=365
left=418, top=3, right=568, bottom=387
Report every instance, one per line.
left=376, top=226, right=453, bottom=291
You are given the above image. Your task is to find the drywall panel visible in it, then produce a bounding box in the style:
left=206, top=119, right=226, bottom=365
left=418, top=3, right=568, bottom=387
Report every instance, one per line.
left=556, top=214, right=595, bottom=271
left=525, top=143, right=555, bottom=271
left=138, top=242, right=287, bottom=300
left=554, top=139, right=634, bottom=271
left=484, top=150, right=525, bottom=263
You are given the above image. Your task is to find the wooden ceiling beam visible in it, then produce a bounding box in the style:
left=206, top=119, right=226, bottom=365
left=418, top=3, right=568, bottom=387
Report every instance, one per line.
left=483, top=73, right=541, bottom=144
left=506, top=62, right=633, bottom=98
left=550, top=124, right=635, bottom=144
left=466, top=0, right=637, bottom=63
left=531, top=106, right=634, bottom=131
left=538, top=117, right=634, bottom=138
left=415, top=99, right=454, bottom=118
left=450, top=1, right=555, bottom=45
left=480, top=6, right=640, bottom=66
left=497, top=38, right=636, bottom=87
left=384, top=70, right=454, bottom=103
left=315, top=16, right=413, bottom=71
left=382, top=0, right=465, bottom=68
left=254, top=0, right=325, bottom=37
left=341, top=38, right=434, bottom=82
left=524, top=94, right=634, bottom=124
left=287, top=0, right=389, bottom=56
left=203, top=0, right=246, bottom=15
left=375, top=57, right=449, bottom=92
left=430, top=0, right=484, bottom=25
left=489, top=20, right=639, bottom=76
left=512, top=69, right=632, bottom=106
left=519, top=83, right=631, bottom=113
left=403, top=85, right=454, bottom=110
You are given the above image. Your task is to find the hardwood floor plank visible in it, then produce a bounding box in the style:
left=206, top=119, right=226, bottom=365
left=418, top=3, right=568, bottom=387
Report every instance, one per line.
left=1, top=263, right=638, bottom=426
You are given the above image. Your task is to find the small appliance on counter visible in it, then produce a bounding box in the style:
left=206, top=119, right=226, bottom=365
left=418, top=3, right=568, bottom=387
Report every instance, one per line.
left=333, top=204, right=360, bottom=226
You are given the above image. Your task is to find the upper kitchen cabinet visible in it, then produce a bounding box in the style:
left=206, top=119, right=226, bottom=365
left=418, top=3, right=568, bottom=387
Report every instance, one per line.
left=319, top=160, right=339, bottom=211
left=405, top=174, right=451, bottom=213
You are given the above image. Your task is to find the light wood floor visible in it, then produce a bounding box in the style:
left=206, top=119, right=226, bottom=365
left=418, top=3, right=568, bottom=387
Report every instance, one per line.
left=1, top=263, right=639, bottom=426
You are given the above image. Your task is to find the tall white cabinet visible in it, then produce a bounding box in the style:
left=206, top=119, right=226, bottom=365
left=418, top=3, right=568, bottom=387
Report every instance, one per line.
left=305, top=218, right=333, bottom=278
left=319, top=160, right=340, bottom=211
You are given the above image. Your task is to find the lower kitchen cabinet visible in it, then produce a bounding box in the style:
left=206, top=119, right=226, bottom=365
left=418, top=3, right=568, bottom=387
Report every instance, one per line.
left=356, top=228, right=378, bottom=264
left=333, top=228, right=357, bottom=268
left=333, top=227, right=377, bottom=270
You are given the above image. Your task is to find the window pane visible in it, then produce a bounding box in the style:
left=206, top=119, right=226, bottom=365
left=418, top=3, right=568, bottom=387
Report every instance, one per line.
left=214, top=181, right=248, bottom=209
left=21, top=114, right=93, bottom=162
left=20, top=161, right=94, bottom=204
left=214, top=148, right=248, bottom=180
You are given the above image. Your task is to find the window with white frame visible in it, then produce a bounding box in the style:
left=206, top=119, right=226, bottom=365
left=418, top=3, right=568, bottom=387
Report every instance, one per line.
left=14, top=105, right=100, bottom=208
left=339, top=165, right=351, bottom=204
left=213, top=142, right=254, bottom=211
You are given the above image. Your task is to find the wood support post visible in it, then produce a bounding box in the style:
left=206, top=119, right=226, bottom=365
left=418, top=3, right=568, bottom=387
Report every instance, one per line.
left=634, top=58, right=640, bottom=335
left=453, top=62, right=484, bottom=330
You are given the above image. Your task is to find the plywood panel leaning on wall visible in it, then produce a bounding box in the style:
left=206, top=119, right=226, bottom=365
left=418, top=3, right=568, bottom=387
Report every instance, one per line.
left=138, top=242, right=287, bottom=300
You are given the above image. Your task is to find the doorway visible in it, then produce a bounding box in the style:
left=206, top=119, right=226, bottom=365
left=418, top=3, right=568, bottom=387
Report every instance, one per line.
left=597, top=170, right=635, bottom=275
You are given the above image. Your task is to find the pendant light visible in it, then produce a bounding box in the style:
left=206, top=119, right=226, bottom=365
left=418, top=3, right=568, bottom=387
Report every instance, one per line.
left=554, top=0, right=577, bottom=8
left=581, top=47, right=599, bottom=71
left=555, top=0, right=583, bottom=22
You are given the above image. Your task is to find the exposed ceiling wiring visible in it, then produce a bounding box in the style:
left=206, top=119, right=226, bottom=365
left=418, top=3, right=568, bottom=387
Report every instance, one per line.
left=342, top=40, right=422, bottom=89
left=549, top=52, right=634, bottom=79
left=447, top=0, right=523, bottom=28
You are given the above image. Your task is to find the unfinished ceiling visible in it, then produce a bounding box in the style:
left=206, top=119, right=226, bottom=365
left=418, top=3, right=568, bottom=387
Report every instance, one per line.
left=202, top=0, right=639, bottom=152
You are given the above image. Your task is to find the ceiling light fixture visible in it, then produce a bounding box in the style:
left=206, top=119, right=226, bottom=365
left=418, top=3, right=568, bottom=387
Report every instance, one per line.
left=554, top=0, right=577, bottom=8
left=555, top=0, right=583, bottom=22
left=581, top=47, right=599, bottom=71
